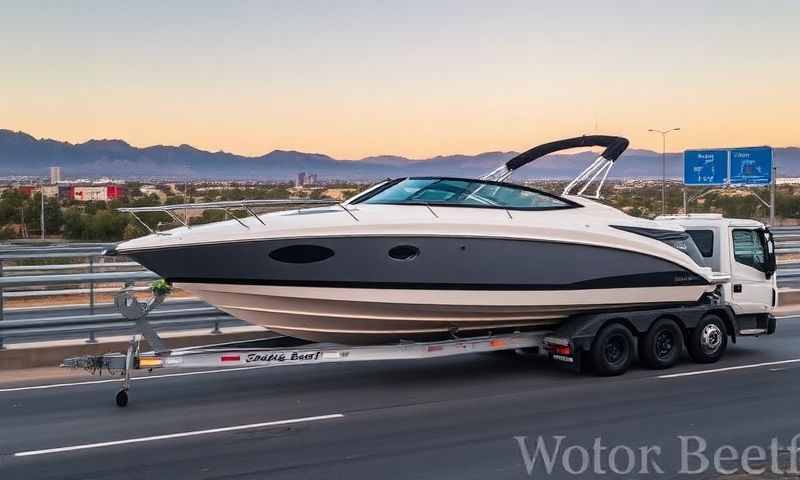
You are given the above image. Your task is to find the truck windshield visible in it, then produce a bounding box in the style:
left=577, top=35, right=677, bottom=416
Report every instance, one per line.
left=354, top=177, right=577, bottom=210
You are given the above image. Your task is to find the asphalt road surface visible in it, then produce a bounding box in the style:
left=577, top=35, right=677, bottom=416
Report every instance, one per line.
left=3, top=316, right=800, bottom=479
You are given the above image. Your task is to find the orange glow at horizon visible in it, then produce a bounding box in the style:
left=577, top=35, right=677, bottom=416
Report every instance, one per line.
left=1, top=2, right=798, bottom=159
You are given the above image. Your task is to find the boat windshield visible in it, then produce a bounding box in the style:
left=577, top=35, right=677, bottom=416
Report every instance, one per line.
left=354, top=177, right=578, bottom=210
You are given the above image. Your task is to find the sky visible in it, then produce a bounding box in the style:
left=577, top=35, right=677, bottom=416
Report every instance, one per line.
left=1, top=0, right=798, bottom=159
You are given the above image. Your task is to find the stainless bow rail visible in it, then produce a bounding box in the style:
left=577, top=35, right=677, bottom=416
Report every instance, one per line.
left=118, top=199, right=340, bottom=232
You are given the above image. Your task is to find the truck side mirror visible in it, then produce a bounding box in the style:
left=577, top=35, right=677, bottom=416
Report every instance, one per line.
left=762, top=228, right=777, bottom=279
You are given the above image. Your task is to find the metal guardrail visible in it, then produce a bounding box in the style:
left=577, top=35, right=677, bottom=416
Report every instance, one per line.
left=772, top=228, right=799, bottom=282
left=775, top=226, right=800, bottom=255
left=0, top=271, right=158, bottom=288
left=0, top=307, right=233, bottom=347
left=0, top=243, right=214, bottom=347
left=0, top=228, right=799, bottom=348
left=0, top=245, right=153, bottom=322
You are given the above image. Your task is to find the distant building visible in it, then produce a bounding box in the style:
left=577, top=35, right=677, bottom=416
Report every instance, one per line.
left=106, top=184, right=124, bottom=200
left=18, top=185, right=35, bottom=197
left=50, top=166, right=61, bottom=184
left=58, top=184, right=72, bottom=199
left=307, top=173, right=318, bottom=185
left=41, top=185, right=59, bottom=198
left=296, top=172, right=306, bottom=187
left=140, top=185, right=167, bottom=202
left=71, top=185, right=124, bottom=202
left=778, top=178, right=800, bottom=185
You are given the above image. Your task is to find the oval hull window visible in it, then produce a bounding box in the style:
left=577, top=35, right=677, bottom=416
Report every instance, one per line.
left=269, top=245, right=335, bottom=264
left=389, top=245, right=419, bottom=261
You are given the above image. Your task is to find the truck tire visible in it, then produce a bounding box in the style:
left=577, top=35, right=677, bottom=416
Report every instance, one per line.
left=687, top=314, right=727, bottom=364
left=590, top=323, right=634, bottom=376
left=639, top=318, right=684, bottom=369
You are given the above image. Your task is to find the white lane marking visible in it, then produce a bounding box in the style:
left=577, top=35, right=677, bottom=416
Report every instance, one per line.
left=0, top=365, right=275, bottom=393
left=658, top=358, right=800, bottom=379
left=13, top=413, right=344, bottom=457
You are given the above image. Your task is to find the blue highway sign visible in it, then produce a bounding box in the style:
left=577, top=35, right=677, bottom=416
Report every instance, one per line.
left=684, top=150, right=728, bottom=185
left=729, top=146, right=772, bottom=185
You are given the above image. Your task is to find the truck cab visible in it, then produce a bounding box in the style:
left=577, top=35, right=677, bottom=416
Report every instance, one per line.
left=655, top=214, right=778, bottom=318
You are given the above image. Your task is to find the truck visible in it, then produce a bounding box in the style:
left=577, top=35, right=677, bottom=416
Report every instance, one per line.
left=63, top=214, right=778, bottom=407
left=544, top=214, right=777, bottom=375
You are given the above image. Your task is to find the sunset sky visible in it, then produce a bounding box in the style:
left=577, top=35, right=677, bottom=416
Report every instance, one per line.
left=2, top=1, right=798, bottom=159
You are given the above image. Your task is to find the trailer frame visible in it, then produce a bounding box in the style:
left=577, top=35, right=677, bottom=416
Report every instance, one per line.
left=62, top=328, right=553, bottom=407
left=60, top=287, right=777, bottom=407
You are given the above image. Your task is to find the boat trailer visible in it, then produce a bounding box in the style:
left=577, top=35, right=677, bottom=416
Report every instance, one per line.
left=61, top=287, right=552, bottom=407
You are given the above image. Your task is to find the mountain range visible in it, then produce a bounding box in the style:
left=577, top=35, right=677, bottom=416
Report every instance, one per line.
left=1, top=129, right=798, bottom=181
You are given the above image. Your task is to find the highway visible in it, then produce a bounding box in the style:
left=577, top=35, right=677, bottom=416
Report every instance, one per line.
left=2, top=317, right=800, bottom=479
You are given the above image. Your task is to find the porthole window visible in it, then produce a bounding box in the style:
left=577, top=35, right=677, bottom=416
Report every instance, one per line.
left=388, top=245, right=419, bottom=261
left=269, top=245, right=334, bottom=264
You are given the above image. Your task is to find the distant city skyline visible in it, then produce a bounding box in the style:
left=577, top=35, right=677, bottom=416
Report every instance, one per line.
left=2, top=1, right=798, bottom=158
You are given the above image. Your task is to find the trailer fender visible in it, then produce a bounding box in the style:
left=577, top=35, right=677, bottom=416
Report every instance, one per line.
left=551, top=314, right=636, bottom=353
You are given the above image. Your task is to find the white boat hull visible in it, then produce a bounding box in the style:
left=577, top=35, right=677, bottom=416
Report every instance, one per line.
left=178, top=282, right=712, bottom=344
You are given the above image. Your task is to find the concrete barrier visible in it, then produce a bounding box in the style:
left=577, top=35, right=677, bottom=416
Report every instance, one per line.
left=780, top=289, right=800, bottom=306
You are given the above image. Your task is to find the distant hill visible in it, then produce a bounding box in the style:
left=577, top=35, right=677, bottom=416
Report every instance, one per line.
left=1, top=129, right=798, bottom=181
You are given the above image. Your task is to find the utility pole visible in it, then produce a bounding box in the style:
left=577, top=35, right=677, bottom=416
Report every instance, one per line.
left=19, top=207, right=26, bottom=239
left=648, top=128, right=681, bottom=215
left=682, top=189, right=687, bottom=214
left=184, top=155, right=190, bottom=225
left=770, top=166, right=777, bottom=225
left=40, top=184, right=45, bottom=240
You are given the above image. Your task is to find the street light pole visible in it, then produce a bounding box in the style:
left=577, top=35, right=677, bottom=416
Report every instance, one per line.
left=40, top=184, right=45, bottom=240
left=648, top=127, right=680, bottom=215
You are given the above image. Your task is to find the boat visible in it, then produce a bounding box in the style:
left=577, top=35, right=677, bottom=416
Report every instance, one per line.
left=110, top=135, right=726, bottom=344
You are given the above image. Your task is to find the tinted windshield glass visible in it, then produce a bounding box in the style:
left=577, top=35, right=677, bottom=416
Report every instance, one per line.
left=356, top=178, right=575, bottom=210
left=661, top=235, right=707, bottom=267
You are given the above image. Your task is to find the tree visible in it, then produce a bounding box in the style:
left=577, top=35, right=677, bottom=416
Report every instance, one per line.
left=62, top=207, right=86, bottom=239
left=44, top=198, right=63, bottom=234
left=83, top=209, right=129, bottom=241
left=190, top=210, right=226, bottom=225
left=0, top=189, right=26, bottom=224
left=25, top=194, right=64, bottom=235
left=0, top=225, right=15, bottom=240
left=122, top=222, right=144, bottom=240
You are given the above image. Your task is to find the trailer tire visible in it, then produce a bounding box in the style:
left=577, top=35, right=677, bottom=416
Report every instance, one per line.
left=590, top=323, right=634, bottom=376
left=687, top=314, right=727, bottom=364
left=639, top=318, right=684, bottom=369
left=115, top=389, right=129, bottom=408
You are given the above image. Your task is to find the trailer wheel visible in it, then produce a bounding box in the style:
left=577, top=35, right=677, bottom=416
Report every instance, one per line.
left=687, top=315, right=727, bottom=364
left=116, top=389, right=129, bottom=408
left=639, top=318, right=684, bottom=369
left=590, top=323, right=634, bottom=376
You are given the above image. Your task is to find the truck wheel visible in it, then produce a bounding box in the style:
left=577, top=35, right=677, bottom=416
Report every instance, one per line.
left=639, top=318, right=684, bottom=369
left=591, top=323, right=634, bottom=376
left=687, top=315, right=727, bottom=364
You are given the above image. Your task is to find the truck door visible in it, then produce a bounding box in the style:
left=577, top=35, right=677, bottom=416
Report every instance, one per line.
left=729, top=228, right=776, bottom=313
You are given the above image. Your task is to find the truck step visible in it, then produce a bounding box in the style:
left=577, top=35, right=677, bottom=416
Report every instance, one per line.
left=739, top=328, right=768, bottom=336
